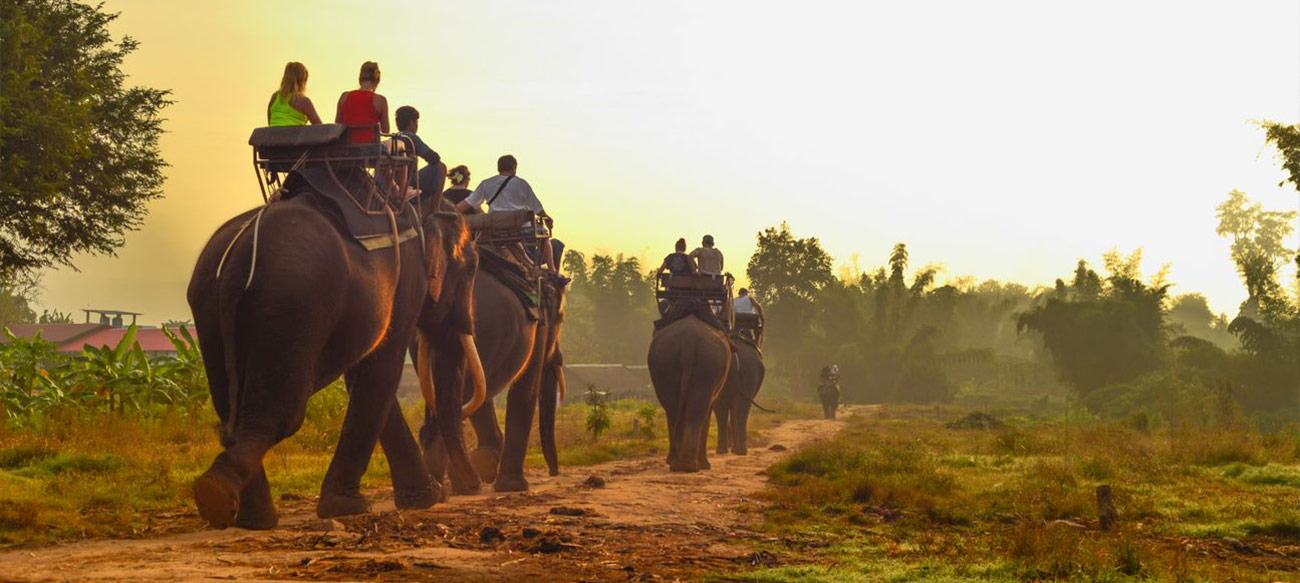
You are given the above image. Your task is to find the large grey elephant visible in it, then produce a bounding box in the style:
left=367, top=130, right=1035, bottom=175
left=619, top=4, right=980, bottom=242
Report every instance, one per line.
left=714, top=338, right=764, bottom=455
left=418, top=256, right=567, bottom=494
left=647, top=300, right=732, bottom=472
left=187, top=192, right=485, bottom=529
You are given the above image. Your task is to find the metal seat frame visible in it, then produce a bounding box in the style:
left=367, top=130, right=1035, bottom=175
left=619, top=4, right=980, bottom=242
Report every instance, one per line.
left=251, top=123, right=417, bottom=218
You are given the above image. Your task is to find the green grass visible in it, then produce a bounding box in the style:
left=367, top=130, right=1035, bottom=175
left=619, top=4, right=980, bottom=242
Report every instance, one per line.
left=744, top=405, right=1300, bottom=583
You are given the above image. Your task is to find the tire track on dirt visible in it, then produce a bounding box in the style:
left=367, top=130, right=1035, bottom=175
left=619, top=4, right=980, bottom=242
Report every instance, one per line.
left=0, top=406, right=871, bottom=583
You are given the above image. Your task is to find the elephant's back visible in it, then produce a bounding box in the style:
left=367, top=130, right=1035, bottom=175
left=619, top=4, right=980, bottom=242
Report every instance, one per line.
left=648, top=316, right=731, bottom=388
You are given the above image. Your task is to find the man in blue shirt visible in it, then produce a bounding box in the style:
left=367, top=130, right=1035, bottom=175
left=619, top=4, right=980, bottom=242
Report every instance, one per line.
left=395, top=106, right=446, bottom=199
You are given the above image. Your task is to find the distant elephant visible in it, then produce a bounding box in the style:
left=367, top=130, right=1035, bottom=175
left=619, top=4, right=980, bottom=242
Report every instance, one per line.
left=187, top=193, right=485, bottom=529
left=714, top=338, right=764, bottom=455
left=648, top=301, right=732, bottom=472
left=417, top=260, right=567, bottom=493
left=817, top=382, right=840, bottom=419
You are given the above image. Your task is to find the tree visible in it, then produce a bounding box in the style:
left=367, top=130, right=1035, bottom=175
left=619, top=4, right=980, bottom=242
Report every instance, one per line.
left=0, top=0, right=172, bottom=278
left=0, top=272, right=39, bottom=328
left=746, top=223, right=835, bottom=307
left=747, top=223, right=835, bottom=399
left=1017, top=255, right=1170, bottom=399
left=1260, top=121, right=1300, bottom=191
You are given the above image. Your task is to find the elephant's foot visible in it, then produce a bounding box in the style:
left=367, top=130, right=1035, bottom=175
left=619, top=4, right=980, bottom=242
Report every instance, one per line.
left=493, top=473, right=530, bottom=492
left=449, top=472, right=482, bottom=496
left=193, top=470, right=241, bottom=529
left=731, top=446, right=749, bottom=456
left=470, top=447, right=500, bottom=483
left=394, top=482, right=441, bottom=510
left=699, top=457, right=712, bottom=471
left=234, top=503, right=278, bottom=530
left=548, top=466, right=560, bottom=477
left=668, top=460, right=700, bottom=473
left=317, top=490, right=370, bottom=518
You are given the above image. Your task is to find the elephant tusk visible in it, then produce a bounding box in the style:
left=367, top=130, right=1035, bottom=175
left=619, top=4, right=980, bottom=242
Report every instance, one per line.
left=461, top=333, right=487, bottom=416
left=418, top=334, right=437, bottom=415
left=556, top=363, right=567, bottom=403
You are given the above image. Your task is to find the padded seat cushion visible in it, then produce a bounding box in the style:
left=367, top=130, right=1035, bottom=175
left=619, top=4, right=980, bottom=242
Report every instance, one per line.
left=662, top=273, right=727, bottom=291
left=249, top=124, right=348, bottom=148
left=464, top=209, right=535, bottom=232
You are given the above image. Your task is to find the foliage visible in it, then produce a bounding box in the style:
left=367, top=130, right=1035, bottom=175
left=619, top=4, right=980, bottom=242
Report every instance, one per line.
left=0, top=325, right=206, bottom=420
left=1259, top=121, right=1300, bottom=191
left=0, top=273, right=39, bottom=329
left=746, top=224, right=836, bottom=399
left=1017, top=254, right=1169, bottom=399
left=583, top=384, right=611, bottom=441
left=754, top=408, right=1299, bottom=583
left=559, top=250, right=657, bottom=363
left=636, top=403, right=658, bottom=439
left=0, top=0, right=173, bottom=278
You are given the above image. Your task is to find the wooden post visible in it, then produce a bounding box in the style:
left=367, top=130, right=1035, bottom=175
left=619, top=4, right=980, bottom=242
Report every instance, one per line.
left=1097, top=485, right=1118, bottom=531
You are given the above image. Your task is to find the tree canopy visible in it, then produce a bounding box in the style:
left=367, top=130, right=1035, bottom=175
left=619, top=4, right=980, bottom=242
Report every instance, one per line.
left=0, top=0, right=172, bottom=278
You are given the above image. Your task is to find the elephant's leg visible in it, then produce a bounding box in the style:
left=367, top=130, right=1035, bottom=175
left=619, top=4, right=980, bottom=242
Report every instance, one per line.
left=431, top=331, right=481, bottom=496
left=378, top=402, right=441, bottom=510
left=661, top=393, right=680, bottom=469
left=317, top=349, right=406, bottom=518
left=418, top=406, right=449, bottom=481
left=235, top=466, right=277, bottom=530
left=694, top=408, right=712, bottom=471
left=195, top=363, right=307, bottom=529
left=539, top=358, right=560, bottom=477
left=731, top=398, right=753, bottom=455
left=468, top=398, right=503, bottom=483
left=713, top=398, right=731, bottom=455
left=495, top=360, right=542, bottom=492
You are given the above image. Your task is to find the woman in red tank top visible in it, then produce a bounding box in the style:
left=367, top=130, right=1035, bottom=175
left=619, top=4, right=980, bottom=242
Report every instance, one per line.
left=335, top=61, right=389, bottom=143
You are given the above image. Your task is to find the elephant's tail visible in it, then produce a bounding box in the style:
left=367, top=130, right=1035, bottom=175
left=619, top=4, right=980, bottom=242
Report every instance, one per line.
left=216, top=252, right=248, bottom=448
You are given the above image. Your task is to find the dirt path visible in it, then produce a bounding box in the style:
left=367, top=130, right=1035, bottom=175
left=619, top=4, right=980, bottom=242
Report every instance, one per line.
left=0, top=407, right=869, bottom=583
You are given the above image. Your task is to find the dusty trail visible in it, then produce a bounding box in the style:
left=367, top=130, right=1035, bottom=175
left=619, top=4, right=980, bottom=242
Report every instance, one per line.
left=0, top=407, right=870, bottom=583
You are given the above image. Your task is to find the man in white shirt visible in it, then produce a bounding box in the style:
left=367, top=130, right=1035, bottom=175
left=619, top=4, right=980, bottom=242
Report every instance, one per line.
left=457, top=155, right=564, bottom=276
left=733, top=288, right=761, bottom=316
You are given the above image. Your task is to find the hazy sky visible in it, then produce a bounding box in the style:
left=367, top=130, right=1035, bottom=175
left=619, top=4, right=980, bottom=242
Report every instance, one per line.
left=40, top=0, right=1300, bottom=323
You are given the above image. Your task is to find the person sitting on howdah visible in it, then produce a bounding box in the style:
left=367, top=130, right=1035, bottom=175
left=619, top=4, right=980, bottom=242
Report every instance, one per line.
left=733, top=287, right=763, bottom=342
left=266, top=61, right=322, bottom=127
left=394, top=105, right=446, bottom=199
left=658, top=238, right=697, bottom=276
left=457, top=154, right=564, bottom=276
left=691, top=234, right=724, bottom=276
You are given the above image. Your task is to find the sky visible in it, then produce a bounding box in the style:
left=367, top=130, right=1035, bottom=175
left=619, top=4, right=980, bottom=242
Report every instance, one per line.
left=39, top=0, right=1300, bottom=324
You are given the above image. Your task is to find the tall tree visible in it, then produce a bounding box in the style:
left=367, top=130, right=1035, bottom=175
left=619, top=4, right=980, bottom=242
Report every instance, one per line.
left=747, top=223, right=835, bottom=398
left=0, top=0, right=172, bottom=278
left=1260, top=121, right=1300, bottom=191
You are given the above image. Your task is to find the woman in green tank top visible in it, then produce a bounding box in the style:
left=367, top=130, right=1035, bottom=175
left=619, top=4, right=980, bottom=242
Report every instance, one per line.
left=266, top=62, right=322, bottom=126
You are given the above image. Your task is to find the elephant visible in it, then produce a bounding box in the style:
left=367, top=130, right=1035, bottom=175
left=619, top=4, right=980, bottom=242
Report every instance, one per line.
left=817, top=381, right=840, bottom=419
left=714, top=338, right=764, bottom=455
left=417, top=258, right=568, bottom=493
left=186, top=190, right=486, bottom=529
left=647, top=300, right=732, bottom=472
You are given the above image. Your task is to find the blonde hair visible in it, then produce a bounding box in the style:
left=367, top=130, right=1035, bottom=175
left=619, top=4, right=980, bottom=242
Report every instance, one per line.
left=278, top=62, right=308, bottom=98
left=359, top=61, right=381, bottom=84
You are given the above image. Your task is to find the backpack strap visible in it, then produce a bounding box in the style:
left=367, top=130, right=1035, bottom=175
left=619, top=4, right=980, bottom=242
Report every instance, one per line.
left=486, top=175, right=515, bottom=207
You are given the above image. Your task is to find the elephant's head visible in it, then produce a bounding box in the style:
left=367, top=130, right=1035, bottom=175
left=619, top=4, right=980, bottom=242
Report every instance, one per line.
left=416, top=202, right=487, bottom=418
